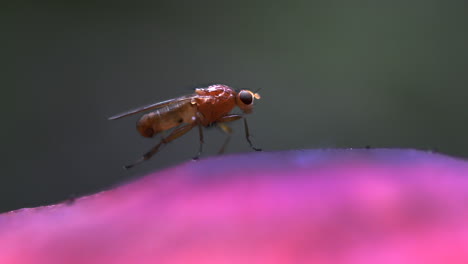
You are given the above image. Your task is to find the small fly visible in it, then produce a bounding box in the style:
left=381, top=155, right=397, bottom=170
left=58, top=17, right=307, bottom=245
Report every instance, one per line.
left=109, top=84, right=261, bottom=169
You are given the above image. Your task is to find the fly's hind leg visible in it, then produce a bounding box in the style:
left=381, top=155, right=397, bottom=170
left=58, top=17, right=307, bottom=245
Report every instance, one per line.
left=125, top=123, right=195, bottom=169
left=217, top=114, right=262, bottom=152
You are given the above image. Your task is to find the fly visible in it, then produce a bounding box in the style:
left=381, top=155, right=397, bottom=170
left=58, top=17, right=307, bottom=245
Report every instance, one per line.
left=109, top=84, right=261, bottom=169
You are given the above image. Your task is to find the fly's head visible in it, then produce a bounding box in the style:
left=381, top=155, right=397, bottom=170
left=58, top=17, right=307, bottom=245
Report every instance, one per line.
left=236, top=90, right=261, bottom=114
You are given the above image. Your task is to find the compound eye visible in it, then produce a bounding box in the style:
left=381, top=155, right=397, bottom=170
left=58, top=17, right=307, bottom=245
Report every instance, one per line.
left=239, top=91, right=253, bottom=105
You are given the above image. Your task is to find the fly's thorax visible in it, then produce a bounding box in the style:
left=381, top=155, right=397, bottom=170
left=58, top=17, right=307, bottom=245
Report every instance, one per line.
left=195, top=84, right=236, bottom=98
left=195, top=93, right=237, bottom=126
left=136, top=102, right=197, bottom=138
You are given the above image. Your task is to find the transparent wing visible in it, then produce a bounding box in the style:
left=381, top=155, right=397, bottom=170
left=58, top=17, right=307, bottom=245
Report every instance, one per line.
left=108, top=94, right=197, bottom=120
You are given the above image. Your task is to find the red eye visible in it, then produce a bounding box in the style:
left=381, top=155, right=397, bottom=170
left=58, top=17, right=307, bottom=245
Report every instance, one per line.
left=239, top=91, right=253, bottom=105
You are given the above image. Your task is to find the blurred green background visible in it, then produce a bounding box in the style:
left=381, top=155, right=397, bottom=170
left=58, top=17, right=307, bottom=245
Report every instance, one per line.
left=1, top=0, right=467, bottom=212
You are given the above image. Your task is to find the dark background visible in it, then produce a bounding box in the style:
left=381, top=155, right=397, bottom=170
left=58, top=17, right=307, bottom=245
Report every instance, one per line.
left=1, top=1, right=467, bottom=212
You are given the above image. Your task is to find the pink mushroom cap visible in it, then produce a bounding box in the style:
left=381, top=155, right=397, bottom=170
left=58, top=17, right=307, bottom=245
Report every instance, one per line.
left=1, top=149, right=468, bottom=263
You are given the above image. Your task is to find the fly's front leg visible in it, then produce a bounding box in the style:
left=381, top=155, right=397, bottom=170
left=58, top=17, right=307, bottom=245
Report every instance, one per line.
left=217, top=114, right=262, bottom=152
left=125, top=123, right=196, bottom=169
left=243, top=118, right=262, bottom=151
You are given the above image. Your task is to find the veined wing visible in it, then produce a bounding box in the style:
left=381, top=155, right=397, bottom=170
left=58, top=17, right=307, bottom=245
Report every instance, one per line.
left=108, top=94, right=197, bottom=120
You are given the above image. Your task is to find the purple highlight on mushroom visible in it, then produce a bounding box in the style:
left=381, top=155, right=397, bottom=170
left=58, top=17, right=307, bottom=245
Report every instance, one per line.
left=1, top=149, right=468, bottom=263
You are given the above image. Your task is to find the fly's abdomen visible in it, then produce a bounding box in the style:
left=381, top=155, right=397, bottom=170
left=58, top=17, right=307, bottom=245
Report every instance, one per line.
left=136, top=102, right=196, bottom=138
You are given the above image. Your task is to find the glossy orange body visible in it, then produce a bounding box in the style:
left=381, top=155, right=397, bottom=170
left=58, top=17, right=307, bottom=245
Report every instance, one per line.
left=135, top=84, right=239, bottom=138
left=194, top=85, right=237, bottom=126
left=108, top=84, right=261, bottom=168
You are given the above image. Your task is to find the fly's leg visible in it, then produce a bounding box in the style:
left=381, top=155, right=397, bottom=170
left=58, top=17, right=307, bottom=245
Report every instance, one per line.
left=125, top=123, right=195, bottom=169
left=217, top=114, right=262, bottom=152
left=217, top=123, right=233, bottom=154
left=193, top=124, right=204, bottom=160
left=243, top=118, right=262, bottom=151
